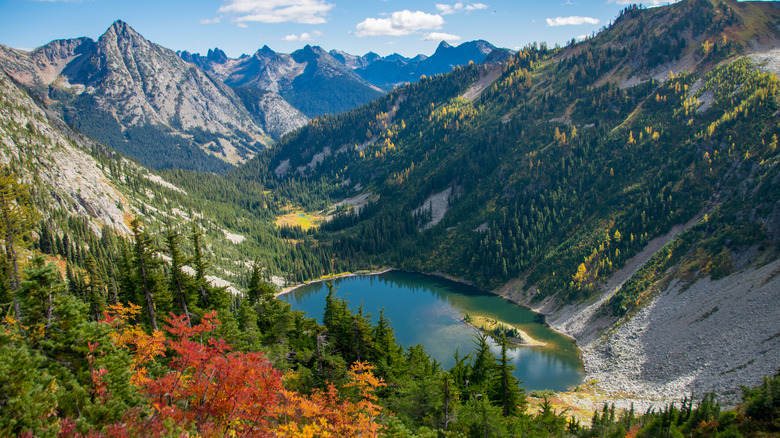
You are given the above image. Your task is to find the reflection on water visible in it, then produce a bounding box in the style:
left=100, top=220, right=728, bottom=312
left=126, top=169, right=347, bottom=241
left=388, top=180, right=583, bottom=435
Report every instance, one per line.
left=281, top=270, right=584, bottom=392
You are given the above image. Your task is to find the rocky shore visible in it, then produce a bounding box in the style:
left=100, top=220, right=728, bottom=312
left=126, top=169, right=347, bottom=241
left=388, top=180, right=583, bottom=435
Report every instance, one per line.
left=583, top=258, right=780, bottom=408
left=500, top=213, right=780, bottom=411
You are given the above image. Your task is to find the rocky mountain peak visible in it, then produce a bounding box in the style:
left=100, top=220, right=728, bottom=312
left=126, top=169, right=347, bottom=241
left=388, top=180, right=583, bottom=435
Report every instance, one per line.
left=434, top=41, right=452, bottom=53
left=206, top=47, right=228, bottom=63
left=383, top=53, right=406, bottom=62
left=253, top=45, right=278, bottom=60
left=104, top=20, right=143, bottom=42
left=33, top=37, right=93, bottom=60
left=363, top=52, right=381, bottom=62
left=293, top=44, right=319, bottom=62
left=471, top=40, right=496, bottom=55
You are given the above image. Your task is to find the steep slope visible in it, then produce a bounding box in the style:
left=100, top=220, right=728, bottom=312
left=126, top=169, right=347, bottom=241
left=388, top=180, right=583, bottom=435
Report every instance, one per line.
left=232, top=86, right=307, bottom=140
left=180, top=44, right=383, bottom=118
left=0, top=21, right=272, bottom=172
left=282, top=45, right=384, bottom=117
left=231, top=0, right=780, bottom=401
left=0, top=68, right=292, bottom=295
left=0, top=70, right=129, bottom=234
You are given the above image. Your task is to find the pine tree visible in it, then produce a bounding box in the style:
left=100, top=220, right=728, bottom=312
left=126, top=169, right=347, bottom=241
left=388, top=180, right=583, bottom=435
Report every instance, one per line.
left=469, top=332, right=496, bottom=391
left=372, top=307, right=403, bottom=374
left=84, top=254, right=106, bottom=322
left=493, top=333, right=526, bottom=416
left=130, top=218, right=169, bottom=331
left=38, top=222, right=53, bottom=255
left=246, top=260, right=275, bottom=304
left=189, top=223, right=210, bottom=307
left=0, top=166, right=38, bottom=318
left=18, top=256, right=65, bottom=342
left=0, top=256, right=11, bottom=313
left=165, top=222, right=193, bottom=321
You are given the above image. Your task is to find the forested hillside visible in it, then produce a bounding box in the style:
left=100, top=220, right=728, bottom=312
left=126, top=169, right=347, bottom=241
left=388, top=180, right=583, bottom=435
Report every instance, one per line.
left=236, top=0, right=780, bottom=306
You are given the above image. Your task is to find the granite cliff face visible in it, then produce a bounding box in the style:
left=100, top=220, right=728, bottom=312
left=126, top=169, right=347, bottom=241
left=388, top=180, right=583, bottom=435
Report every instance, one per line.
left=232, top=86, right=307, bottom=140
left=0, top=21, right=283, bottom=172
left=0, top=70, right=130, bottom=235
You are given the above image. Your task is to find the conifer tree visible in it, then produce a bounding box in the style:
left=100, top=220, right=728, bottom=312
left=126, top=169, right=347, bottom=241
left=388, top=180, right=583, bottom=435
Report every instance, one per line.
left=372, top=307, right=403, bottom=374
left=469, top=332, right=496, bottom=391
left=247, top=260, right=275, bottom=304
left=189, top=222, right=210, bottom=306
left=84, top=254, right=106, bottom=321
left=130, top=218, right=169, bottom=331
left=0, top=165, right=37, bottom=317
left=165, top=222, right=193, bottom=320
left=0, top=256, right=11, bottom=313
left=493, top=333, right=526, bottom=417
left=18, top=256, right=65, bottom=341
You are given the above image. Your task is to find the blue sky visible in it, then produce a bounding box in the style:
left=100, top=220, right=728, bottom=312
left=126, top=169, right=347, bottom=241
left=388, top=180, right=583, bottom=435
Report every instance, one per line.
left=0, top=0, right=678, bottom=57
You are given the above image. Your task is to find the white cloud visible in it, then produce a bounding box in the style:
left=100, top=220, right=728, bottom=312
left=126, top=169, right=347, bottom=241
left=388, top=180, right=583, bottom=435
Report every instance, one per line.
left=545, top=16, right=599, bottom=26
left=424, top=32, right=462, bottom=41
left=218, top=0, right=334, bottom=25
left=237, top=22, right=249, bottom=28
left=200, top=17, right=222, bottom=24
left=435, top=2, right=488, bottom=15
left=355, top=10, right=444, bottom=37
left=281, top=30, right=322, bottom=41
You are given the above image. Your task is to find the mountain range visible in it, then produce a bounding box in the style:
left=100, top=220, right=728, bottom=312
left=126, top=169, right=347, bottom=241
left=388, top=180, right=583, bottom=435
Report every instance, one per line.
left=178, top=39, right=513, bottom=114
left=349, top=40, right=513, bottom=90
left=0, top=21, right=506, bottom=172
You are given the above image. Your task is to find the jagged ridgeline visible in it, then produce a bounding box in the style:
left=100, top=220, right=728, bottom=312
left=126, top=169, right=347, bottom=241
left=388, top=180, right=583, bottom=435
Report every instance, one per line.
left=232, top=0, right=780, bottom=307
left=0, top=21, right=283, bottom=173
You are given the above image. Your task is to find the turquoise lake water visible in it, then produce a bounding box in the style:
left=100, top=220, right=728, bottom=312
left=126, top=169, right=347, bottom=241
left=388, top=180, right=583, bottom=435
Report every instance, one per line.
left=280, top=270, right=584, bottom=392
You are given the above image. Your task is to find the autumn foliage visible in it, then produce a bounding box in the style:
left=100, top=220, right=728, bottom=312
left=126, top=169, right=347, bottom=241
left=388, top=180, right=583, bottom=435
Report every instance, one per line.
left=73, top=304, right=386, bottom=437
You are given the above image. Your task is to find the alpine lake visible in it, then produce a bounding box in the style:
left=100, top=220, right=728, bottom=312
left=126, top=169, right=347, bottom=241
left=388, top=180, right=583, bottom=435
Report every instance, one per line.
left=280, top=270, right=584, bottom=392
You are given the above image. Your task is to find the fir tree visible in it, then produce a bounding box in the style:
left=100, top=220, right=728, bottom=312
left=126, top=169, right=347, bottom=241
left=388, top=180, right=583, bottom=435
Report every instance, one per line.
left=130, top=218, right=170, bottom=331
left=165, top=222, right=194, bottom=321
left=494, top=332, right=526, bottom=417
left=0, top=166, right=38, bottom=317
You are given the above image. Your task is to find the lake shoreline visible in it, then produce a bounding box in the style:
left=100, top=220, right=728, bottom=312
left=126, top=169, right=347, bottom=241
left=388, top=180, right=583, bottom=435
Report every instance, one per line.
left=275, top=268, right=396, bottom=298
left=461, top=315, right=548, bottom=348
left=276, top=267, right=581, bottom=353
left=278, top=268, right=585, bottom=393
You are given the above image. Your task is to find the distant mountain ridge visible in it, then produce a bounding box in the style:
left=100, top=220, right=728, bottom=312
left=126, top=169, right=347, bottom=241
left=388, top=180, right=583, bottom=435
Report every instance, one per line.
left=0, top=21, right=307, bottom=172
left=342, top=40, right=513, bottom=90
left=179, top=40, right=513, bottom=114
left=179, top=44, right=384, bottom=118
left=0, top=20, right=509, bottom=173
